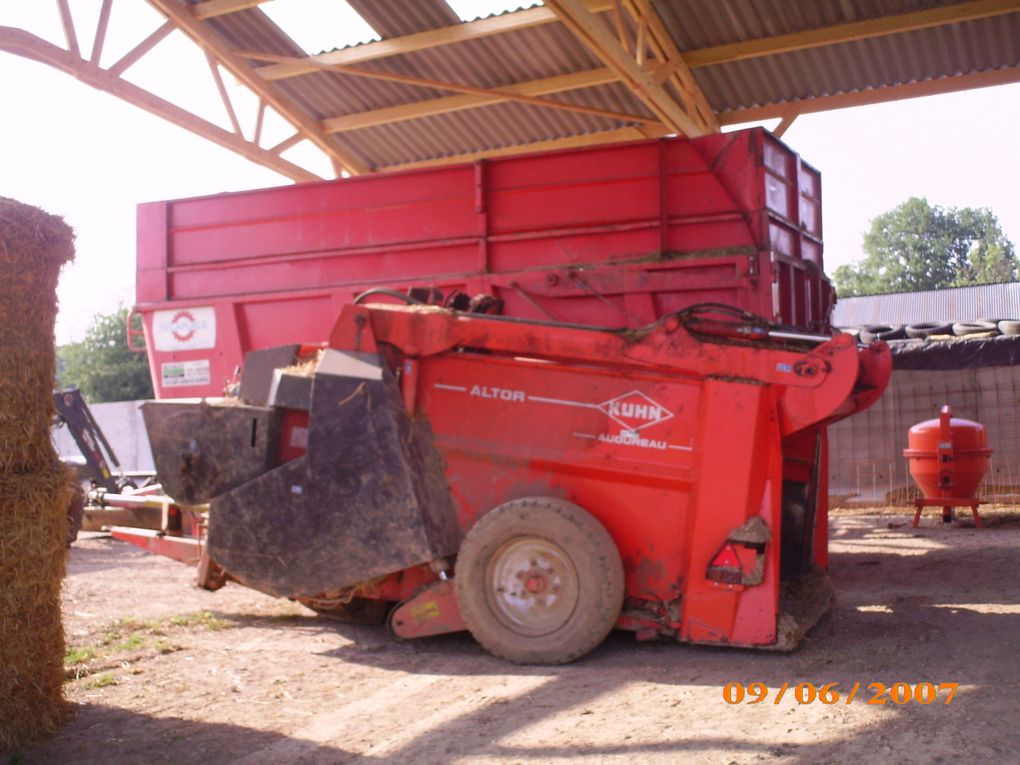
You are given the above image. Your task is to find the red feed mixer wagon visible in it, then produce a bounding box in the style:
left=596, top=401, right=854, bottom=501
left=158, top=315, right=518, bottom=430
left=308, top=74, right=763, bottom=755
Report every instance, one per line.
left=124, top=128, right=891, bottom=663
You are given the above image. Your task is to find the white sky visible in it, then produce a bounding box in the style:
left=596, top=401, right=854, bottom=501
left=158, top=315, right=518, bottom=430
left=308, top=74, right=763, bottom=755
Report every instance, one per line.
left=1, top=2, right=1018, bottom=344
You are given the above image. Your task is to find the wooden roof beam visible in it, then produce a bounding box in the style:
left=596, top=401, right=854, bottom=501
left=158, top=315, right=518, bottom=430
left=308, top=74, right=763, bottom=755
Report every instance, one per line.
left=241, top=51, right=657, bottom=126
left=718, top=67, right=1020, bottom=124
left=686, top=0, right=1020, bottom=68
left=107, top=21, right=173, bottom=77
left=146, top=0, right=368, bottom=175
left=320, top=67, right=619, bottom=133
left=56, top=0, right=80, bottom=58
left=90, top=0, right=114, bottom=64
left=378, top=124, right=670, bottom=172
left=0, top=25, right=319, bottom=182
left=256, top=0, right=614, bottom=82
left=192, top=0, right=273, bottom=20
left=545, top=0, right=707, bottom=136
left=624, top=0, right=718, bottom=132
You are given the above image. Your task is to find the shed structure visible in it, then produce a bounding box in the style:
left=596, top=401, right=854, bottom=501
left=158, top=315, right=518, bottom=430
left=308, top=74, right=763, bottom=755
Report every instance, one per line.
left=829, top=283, right=1020, bottom=506
left=1, top=1, right=1018, bottom=180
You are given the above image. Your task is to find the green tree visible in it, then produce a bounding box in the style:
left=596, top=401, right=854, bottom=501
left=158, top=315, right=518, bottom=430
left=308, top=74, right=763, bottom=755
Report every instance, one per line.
left=57, top=308, right=154, bottom=402
left=833, top=197, right=1018, bottom=296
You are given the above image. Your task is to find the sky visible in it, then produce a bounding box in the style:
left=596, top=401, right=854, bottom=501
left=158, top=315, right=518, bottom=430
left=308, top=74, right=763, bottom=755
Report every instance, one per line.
left=1, top=2, right=1018, bottom=344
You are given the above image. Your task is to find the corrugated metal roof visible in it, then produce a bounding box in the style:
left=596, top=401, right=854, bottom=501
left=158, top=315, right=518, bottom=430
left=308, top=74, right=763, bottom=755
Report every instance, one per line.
left=833, top=282, right=1020, bottom=326
left=693, top=16, right=1020, bottom=112
left=655, top=0, right=966, bottom=49
left=172, top=0, right=1020, bottom=173
left=346, top=0, right=460, bottom=38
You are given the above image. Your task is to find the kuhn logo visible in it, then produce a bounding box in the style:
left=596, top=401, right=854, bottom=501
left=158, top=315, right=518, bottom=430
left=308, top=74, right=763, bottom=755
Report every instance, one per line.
left=169, top=310, right=202, bottom=343
left=598, top=391, right=673, bottom=432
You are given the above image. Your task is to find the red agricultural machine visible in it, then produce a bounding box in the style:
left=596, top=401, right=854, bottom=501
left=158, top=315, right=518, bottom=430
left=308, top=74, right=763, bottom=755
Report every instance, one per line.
left=119, top=128, right=891, bottom=663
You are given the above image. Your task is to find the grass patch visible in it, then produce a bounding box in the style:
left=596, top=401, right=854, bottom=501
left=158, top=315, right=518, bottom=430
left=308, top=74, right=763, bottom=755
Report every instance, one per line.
left=168, top=611, right=228, bottom=630
left=154, top=639, right=184, bottom=655
left=114, top=633, right=145, bottom=652
left=64, top=646, right=96, bottom=666
left=64, top=610, right=232, bottom=685
left=85, top=673, right=117, bottom=689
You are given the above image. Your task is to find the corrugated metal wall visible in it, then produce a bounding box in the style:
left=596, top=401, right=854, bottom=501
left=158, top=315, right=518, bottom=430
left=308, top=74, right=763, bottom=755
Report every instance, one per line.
left=829, top=366, right=1020, bottom=507
left=833, top=282, right=1020, bottom=326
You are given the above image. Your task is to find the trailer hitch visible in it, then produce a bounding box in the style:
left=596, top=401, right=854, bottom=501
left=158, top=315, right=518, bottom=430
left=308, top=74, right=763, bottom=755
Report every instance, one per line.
left=706, top=516, right=771, bottom=587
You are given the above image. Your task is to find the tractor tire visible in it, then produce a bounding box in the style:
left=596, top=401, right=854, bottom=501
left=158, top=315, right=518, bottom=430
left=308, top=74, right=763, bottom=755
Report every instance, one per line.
left=953, top=321, right=997, bottom=336
left=905, top=322, right=952, bottom=339
left=859, top=324, right=904, bottom=343
left=66, top=486, right=85, bottom=547
left=455, top=497, right=624, bottom=665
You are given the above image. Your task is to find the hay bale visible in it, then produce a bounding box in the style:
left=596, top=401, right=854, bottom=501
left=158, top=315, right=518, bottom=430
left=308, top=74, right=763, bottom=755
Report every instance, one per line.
left=0, top=198, right=74, bottom=473
left=0, top=198, right=75, bottom=750
left=0, top=465, right=73, bottom=750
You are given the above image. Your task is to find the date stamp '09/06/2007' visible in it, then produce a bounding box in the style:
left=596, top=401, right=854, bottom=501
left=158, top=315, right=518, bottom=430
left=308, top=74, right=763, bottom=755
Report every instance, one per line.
left=723, top=682, right=959, bottom=706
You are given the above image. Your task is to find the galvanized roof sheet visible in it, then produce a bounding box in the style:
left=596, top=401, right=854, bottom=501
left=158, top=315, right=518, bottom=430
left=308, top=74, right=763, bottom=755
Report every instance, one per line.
left=694, top=15, right=1020, bottom=111
left=96, top=1, right=1020, bottom=173
left=833, top=282, right=1020, bottom=325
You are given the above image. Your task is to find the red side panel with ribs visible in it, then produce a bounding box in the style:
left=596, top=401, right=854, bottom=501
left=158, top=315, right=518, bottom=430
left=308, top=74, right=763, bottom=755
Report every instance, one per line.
left=135, top=127, right=829, bottom=399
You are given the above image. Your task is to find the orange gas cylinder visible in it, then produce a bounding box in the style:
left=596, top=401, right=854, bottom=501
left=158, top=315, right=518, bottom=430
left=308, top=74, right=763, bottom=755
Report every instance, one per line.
left=903, top=405, right=992, bottom=499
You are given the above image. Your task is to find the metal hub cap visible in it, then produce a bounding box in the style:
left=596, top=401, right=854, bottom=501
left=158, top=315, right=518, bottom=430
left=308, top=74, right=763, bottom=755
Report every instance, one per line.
left=485, top=536, right=580, bottom=637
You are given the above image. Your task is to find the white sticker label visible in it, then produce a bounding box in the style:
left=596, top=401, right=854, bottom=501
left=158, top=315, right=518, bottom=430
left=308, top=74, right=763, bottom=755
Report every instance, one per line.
left=153, top=307, right=216, bottom=351
left=162, top=359, right=211, bottom=388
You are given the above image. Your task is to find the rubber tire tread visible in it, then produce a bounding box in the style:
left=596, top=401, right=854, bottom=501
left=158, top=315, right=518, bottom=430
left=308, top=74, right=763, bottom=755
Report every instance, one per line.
left=66, top=486, right=85, bottom=547
left=952, top=321, right=997, bottom=336
left=455, top=497, right=624, bottom=665
left=905, top=322, right=953, bottom=339
left=859, top=324, right=904, bottom=343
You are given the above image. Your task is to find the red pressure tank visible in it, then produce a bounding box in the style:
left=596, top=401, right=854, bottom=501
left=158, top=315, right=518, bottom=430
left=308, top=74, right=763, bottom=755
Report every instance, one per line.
left=903, top=405, right=992, bottom=499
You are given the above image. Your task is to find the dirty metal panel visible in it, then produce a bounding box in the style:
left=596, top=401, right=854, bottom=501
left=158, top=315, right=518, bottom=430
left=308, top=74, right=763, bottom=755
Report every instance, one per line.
left=269, top=371, right=312, bottom=410
left=240, top=344, right=301, bottom=405
left=142, top=400, right=281, bottom=504
left=207, top=457, right=316, bottom=595
left=207, top=351, right=460, bottom=598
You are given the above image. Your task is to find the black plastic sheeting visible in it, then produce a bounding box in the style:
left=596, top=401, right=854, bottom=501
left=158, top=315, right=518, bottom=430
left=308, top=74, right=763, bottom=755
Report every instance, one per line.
left=887, top=335, right=1020, bottom=370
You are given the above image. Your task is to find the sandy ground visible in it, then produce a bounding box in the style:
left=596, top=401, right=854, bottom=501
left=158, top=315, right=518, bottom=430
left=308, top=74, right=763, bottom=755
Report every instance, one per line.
left=5, top=510, right=1020, bottom=765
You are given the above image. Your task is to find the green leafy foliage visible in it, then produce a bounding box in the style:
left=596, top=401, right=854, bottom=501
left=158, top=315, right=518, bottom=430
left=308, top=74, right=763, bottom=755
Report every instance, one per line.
left=833, top=197, right=1018, bottom=297
left=56, top=308, right=154, bottom=403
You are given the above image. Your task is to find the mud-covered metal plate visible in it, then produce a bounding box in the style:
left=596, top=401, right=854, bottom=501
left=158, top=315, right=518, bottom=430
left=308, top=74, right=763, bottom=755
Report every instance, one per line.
left=142, top=400, right=281, bottom=504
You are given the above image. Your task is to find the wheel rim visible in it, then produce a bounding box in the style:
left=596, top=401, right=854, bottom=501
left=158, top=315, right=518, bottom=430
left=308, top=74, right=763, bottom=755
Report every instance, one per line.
left=484, top=536, right=580, bottom=637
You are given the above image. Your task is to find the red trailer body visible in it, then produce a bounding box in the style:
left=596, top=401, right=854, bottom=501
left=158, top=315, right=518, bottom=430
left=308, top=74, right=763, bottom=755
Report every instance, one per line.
left=135, top=128, right=830, bottom=400
left=137, top=303, right=890, bottom=662
left=123, top=129, right=884, bottom=662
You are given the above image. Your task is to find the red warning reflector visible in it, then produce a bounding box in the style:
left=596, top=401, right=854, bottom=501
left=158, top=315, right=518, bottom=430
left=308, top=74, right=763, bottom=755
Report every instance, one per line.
left=706, top=542, right=743, bottom=584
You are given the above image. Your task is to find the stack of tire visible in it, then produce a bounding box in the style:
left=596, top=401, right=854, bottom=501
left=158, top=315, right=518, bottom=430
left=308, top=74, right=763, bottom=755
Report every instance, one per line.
left=844, top=319, right=1020, bottom=343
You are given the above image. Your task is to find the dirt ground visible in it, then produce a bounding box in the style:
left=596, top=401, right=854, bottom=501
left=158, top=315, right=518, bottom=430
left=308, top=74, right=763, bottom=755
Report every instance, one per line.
left=6, top=509, right=1020, bottom=765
